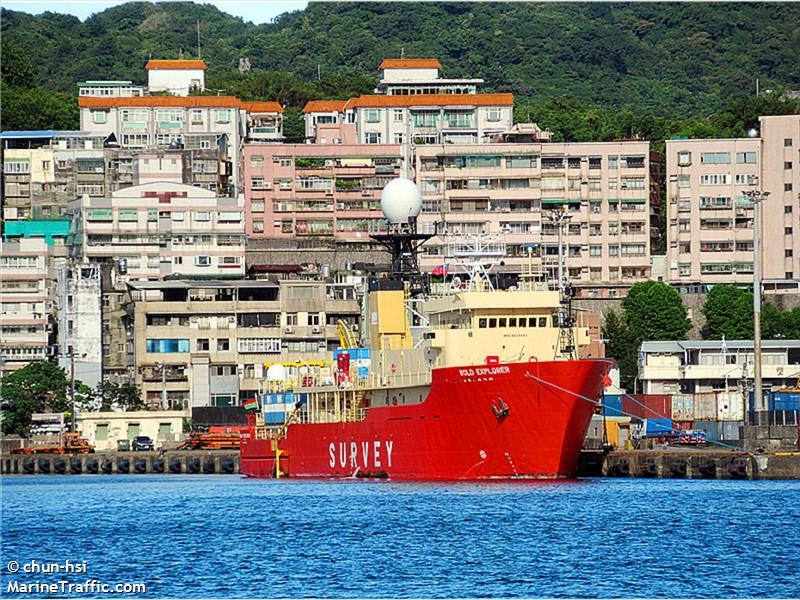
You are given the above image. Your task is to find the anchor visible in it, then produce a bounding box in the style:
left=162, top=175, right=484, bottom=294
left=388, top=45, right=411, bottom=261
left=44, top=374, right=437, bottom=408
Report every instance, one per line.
left=492, top=397, right=510, bottom=420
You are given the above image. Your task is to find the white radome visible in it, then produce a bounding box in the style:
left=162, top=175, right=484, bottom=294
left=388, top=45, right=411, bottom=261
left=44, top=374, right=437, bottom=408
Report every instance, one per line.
left=381, top=177, right=422, bottom=223
left=266, top=364, right=287, bottom=382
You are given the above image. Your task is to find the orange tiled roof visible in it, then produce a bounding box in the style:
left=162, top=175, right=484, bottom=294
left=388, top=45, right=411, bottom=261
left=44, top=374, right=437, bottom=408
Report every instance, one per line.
left=380, top=58, right=442, bottom=70
left=302, top=100, right=348, bottom=113
left=145, top=59, right=207, bottom=70
left=79, top=96, right=283, bottom=112
left=241, top=101, right=284, bottom=113
left=344, top=93, right=514, bottom=109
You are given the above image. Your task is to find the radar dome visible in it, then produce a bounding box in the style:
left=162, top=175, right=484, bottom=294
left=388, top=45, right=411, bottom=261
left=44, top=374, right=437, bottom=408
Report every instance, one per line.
left=381, top=178, right=422, bottom=223
left=266, top=364, right=287, bottom=382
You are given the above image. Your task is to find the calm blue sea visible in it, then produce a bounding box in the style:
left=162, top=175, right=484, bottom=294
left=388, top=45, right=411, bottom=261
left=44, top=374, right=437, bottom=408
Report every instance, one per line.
left=1, top=476, right=799, bottom=598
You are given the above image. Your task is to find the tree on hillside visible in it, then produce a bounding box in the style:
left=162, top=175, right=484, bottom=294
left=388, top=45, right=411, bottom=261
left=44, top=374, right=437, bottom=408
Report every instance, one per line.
left=701, top=284, right=795, bottom=340
left=701, top=284, right=753, bottom=339
left=0, top=361, right=89, bottom=435
left=621, top=281, right=691, bottom=342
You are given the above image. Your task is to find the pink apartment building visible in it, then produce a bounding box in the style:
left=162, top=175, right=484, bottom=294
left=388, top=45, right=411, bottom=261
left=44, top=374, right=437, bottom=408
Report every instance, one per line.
left=666, top=114, right=799, bottom=286
left=242, top=143, right=402, bottom=242
left=414, top=142, right=657, bottom=295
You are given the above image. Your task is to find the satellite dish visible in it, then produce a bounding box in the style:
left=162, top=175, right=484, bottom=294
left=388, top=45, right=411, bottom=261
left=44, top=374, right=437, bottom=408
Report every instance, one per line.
left=380, top=177, right=422, bottom=224
left=266, top=364, right=287, bottom=381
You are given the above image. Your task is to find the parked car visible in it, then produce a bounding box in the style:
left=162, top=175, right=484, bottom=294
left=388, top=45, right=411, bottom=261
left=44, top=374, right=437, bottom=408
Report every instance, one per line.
left=117, top=439, right=130, bottom=452
left=131, top=436, right=155, bottom=451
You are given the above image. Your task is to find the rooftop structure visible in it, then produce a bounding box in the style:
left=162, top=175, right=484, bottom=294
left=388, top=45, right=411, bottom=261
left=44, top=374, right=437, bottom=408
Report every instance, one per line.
left=375, top=57, right=483, bottom=96
left=639, top=339, right=800, bottom=394
left=145, top=58, right=207, bottom=96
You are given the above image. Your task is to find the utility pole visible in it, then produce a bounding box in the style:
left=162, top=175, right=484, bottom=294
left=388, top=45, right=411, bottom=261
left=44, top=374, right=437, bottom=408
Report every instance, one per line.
left=69, top=350, right=76, bottom=433
left=159, top=362, right=167, bottom=410
left=743, top=185, right=770, bottom=424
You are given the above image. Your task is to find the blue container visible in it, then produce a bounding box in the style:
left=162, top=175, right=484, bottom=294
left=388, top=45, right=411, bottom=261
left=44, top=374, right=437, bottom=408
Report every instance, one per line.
left=645, top=418, right=674, bottom=436
left=602, top=394, right=623, bottom=417
left=695, top=420, right=720, bottom=442
left=772, top=392, right=800, bottom=411
left=357, top=366, right=370, bottom=379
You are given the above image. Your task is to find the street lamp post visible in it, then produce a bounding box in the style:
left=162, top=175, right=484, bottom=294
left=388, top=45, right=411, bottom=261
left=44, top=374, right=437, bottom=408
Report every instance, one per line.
left=742, top=186, right=770, bottom=424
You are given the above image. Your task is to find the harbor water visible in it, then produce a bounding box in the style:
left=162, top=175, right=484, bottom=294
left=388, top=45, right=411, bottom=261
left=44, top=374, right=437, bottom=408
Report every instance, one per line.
left=2, top=476, right=799, bottom=598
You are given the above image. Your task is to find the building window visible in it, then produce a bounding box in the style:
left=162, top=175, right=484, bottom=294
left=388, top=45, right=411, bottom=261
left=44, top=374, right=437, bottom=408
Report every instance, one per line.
left=285, top=313, right=298, bottom=326
left=195, top=256, right=211, bottom=266
left=393, top=109, right=404, bottom=123
left=785, top=138, right=793, bottom=147
left=197, top=338, right=209, bottom=351
left=251, top=200, right=265, bottom=213
left=146, top=339, right=190, bottom=353
left=785, top=183, right=793, bottom=191
left=215, top=110, right=231, bottom=123
left=677, top=152, right=691, bottom=167
left=92, top=110, right=107, bottom=124
left=700, top=174, right=730, bottom=185
left=393, top=133, right=405, bottom=144
left=736, top=152, right=757, bottom=164
left=486, top=107, right=501, bottom=122
left=701, top=152, right=731, bottom=164
left=785, top=205, right=793, bottom=214
left=786, top=227, right=793, bottom=235
left=364, top=132, right=381, bottom=144
left=191, top=109, right=204, bottom=123
left=785, top=162, right=793, bottom=170
left=364, top=109, right=381, bottom=123
left=250, top=155, right=264, bottom=166
left=589, top=245, right=602, bottom=257
left=785, top=249, right=794, bottom=258
left=217, top=338, right=230, bottom=351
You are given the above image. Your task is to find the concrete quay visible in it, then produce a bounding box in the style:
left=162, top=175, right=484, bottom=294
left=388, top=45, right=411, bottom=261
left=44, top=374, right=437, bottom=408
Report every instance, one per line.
left=1, top=450, right=239, bottom=476
left=579, top=449, right=800, bottom=480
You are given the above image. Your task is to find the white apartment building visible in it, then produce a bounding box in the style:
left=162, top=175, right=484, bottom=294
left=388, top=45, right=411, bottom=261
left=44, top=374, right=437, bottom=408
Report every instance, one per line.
left=145, top=59, right=206, bottom=96
left=56, top=263, right=102, bottom=387
left=78, top=96, right=283, bottom=193
left=666, top=114, right=800, bottom=285
left=303, top=57, right=510, bottom=143
left=414, top=141, right=656, bottom=293
left=639, top=340, right=800, bottom=394
left=68, top=182, right=246, bottom=281
left=0, top=238, right=51, bottom=374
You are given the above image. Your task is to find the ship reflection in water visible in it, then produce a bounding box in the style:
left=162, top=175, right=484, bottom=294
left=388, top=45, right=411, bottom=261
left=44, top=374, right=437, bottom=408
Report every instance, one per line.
left=2, top=476, right=798, bottom=598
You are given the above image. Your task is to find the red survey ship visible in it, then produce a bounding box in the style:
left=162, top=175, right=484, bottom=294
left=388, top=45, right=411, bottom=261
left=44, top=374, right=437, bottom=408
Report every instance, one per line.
left=241, top=357, right=609, bottom=479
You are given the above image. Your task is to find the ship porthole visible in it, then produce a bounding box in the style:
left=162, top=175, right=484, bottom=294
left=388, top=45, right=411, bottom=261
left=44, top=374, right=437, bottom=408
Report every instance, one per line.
left=479, top=450, right=487, bottom=460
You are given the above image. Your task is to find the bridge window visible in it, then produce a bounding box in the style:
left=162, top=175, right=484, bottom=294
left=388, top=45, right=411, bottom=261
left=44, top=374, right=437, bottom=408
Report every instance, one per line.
left=509, top=318, right=517, bottom=327
left=489, top=318, right=497, bottom=328
left=498, top=318, right=507, bottom=327
left=478, top=318, right=487, bottom=328
left=539, top=317, right=548, bottom=327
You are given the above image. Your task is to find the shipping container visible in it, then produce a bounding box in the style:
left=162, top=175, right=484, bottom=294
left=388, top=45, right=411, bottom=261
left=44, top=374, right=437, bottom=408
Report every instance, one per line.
left=772, top=391, right=800, bottom=411
left=694, top=420, right=720, bottom=442
left=625, top=394, right=671, bottom=420
left=717, top=391, right=745, bottom=421
left=693, top=392, right=718, bottom=421
left=720, top=420, right=743, bottom=441
left=671, top=395, right=694, bottom=421
left=643, top=418, right=674, bottom=436
left=602, top=394, right=623, bottom=417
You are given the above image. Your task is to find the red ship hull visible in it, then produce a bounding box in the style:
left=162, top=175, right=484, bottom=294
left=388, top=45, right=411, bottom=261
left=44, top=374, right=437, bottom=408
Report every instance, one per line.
left=240, top=359, right=610, bottom=480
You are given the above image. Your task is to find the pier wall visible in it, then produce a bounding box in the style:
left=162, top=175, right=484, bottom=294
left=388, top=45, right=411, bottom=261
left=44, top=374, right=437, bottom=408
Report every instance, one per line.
left=0, top=451, right=239, bottom=476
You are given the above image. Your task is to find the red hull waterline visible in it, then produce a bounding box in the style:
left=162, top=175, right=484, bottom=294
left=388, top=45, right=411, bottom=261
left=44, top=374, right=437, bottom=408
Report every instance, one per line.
left=240, top=359, right=611, bottom=480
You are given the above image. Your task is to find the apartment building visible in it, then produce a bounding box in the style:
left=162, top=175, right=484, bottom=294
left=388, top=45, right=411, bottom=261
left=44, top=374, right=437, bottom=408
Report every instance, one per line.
left=67, top=181, right=245, bottom=281
left=639, top=340, right=800, bottom=394
left=56, top=263, right=102, bottom=387
left=0, top=238, right=51, bottom=374
left=242, top=143, right=401, bottom=240
left=128, top=279, right=361, bottom=408
left=665, top=114, right=800, bottom=285
left=303, top=58, right=510, bottom=144
left=304, top=94, right=514, bottom=146
left=1, top=130, right=230, bottom=221
left=414, top=141, right=656, bottom=294
left=760, top=115, right=800, bottom=282
left=78, top=96, right=283, bottom=193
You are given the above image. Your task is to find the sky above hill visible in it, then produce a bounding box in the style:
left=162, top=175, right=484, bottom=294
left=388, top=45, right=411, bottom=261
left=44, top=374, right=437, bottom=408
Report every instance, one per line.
left=1, top=1, right=308, bottom=24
